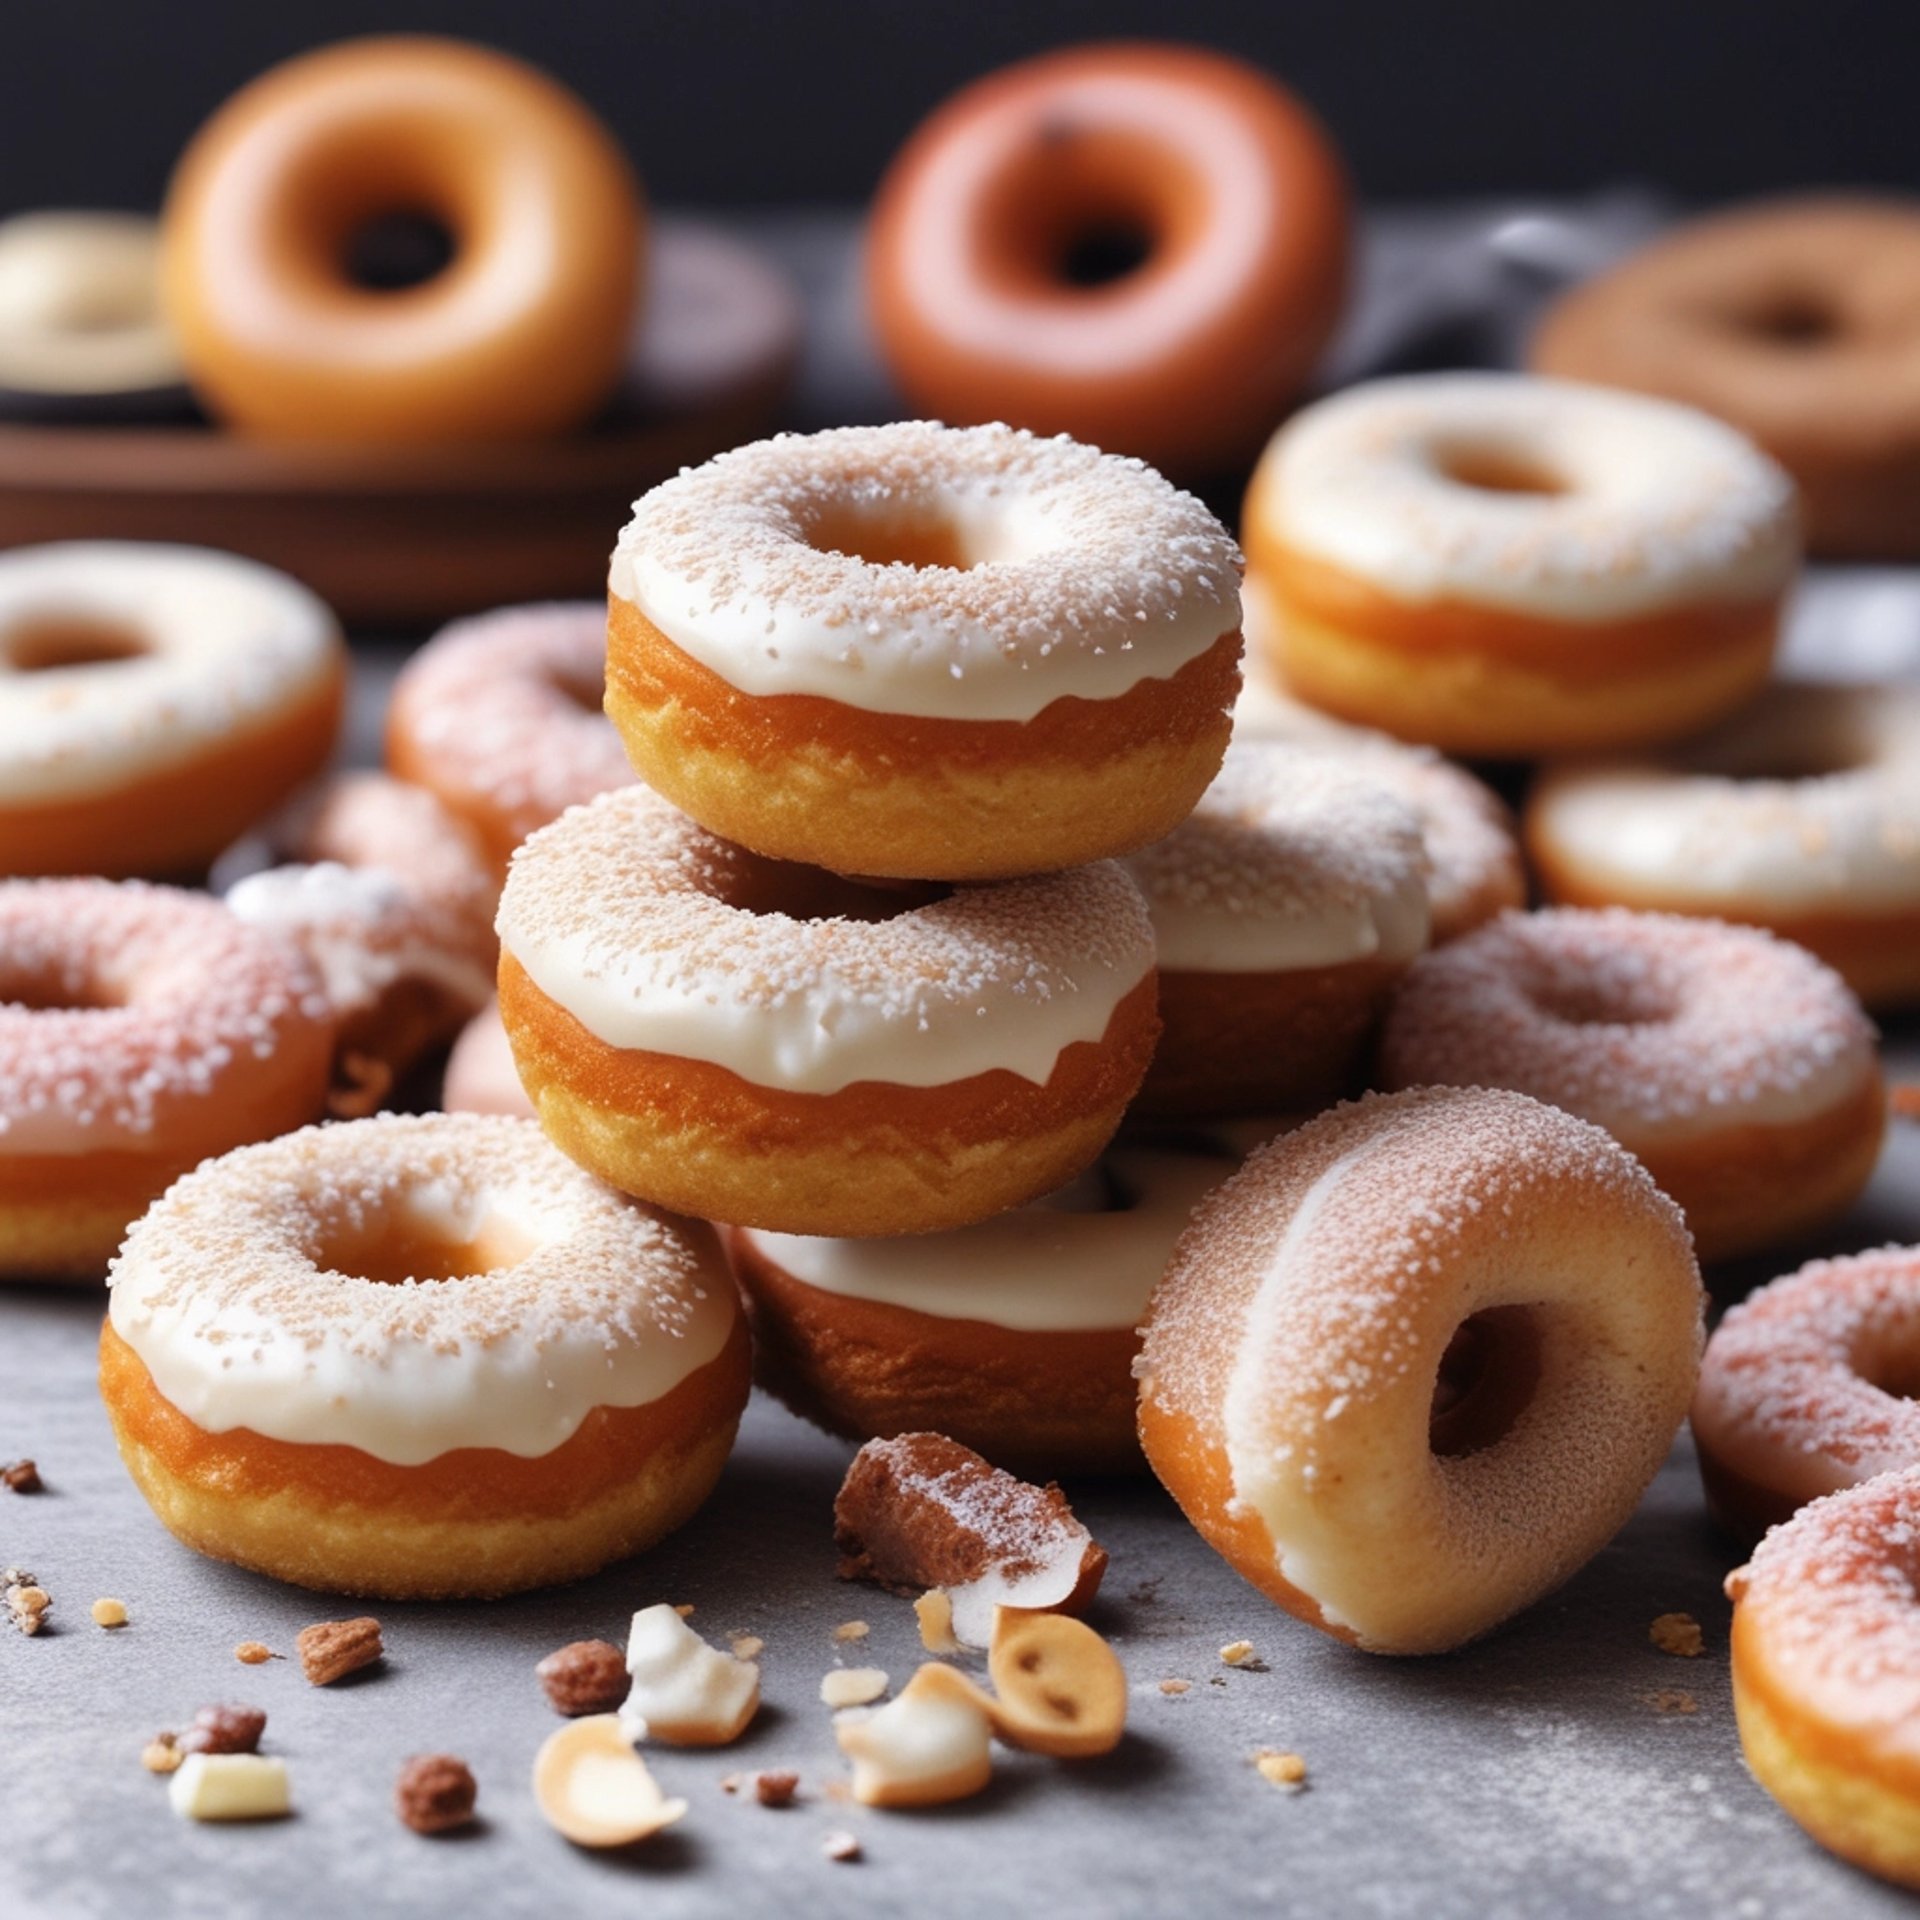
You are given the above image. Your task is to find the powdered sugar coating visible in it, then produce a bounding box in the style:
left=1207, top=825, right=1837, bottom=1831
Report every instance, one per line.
left=497, top=783, right=1155, bottom=1095
left=1380, top=908, right=1877, bottom=1147
left=1696, top=1247, right=1920, bottom=1516
left=386, top=603, right=633, bottom=853
left=609, top=421, right=1242, bottom=722
left=1255, top=372, right=1797, bottom=621
left=107, top=1112, right=738, bottom=1464
left=1139, top=1085, right=1701, bottom=1653
left=1125, top=738, right=1431, bottom=972
left=0, top=879, right=331, bottom=1154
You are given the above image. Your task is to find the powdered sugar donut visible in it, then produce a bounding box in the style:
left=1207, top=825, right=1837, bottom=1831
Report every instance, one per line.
left=1379, top=909, right=1883, bottom=1262
left=495, top=783, right=1159, bottom=1236
left=0, top=541, right=345, bottom=878
left=102, top=1112, right=750, bottom=1599
left=0, top=879, right=333, bottom=1281
left=1137, top=1086, right=1703, bottom=1654
left=1726, top=1468, right=1920, bottom=1888
left=442, top=999, right=533, bottom=1119
left=385, top=602, right=635, bottom=871
left=730, top=1144, right=1233, bottom=1475
left=1693, top=1247, right=1920, bottom=1540
left=1526, top=681, right=1920, bottom=1009
left=1242, top=373, right=1797, bottom=756
left=1125, top=740, right=1430, bottom=1116
left=606, top=421, right=1243, bottom=881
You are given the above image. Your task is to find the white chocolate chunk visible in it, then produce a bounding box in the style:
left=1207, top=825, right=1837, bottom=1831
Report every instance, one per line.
left=167, top=1753, right=291, bottom=1821
left=835, top=1666, right=994, bottom=1808
left=820, top=1667, right=889, bottom=1709
left=618, top=1602, right=760, bottom=1746
left=533, top=1716, right=688, bottom=1848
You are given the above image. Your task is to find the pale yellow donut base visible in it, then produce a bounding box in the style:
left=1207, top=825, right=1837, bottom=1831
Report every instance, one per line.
left=0, top=1193, right=149, bottom=1284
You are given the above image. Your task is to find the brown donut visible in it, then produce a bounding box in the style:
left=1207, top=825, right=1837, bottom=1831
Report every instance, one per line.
left=1532, top=196, right=1920, bottom=558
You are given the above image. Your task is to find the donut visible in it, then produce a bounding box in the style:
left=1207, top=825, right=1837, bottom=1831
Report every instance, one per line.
left=1241, top=372, right=1798, bottom=756
left=160, top=36, right=643, bottom=441
left=729, top=1145, right=1232, bottom=1476
left=1532, top=196, right=1920, bottom=559
left=0, top=211, right=189, bottom=421
left=101, top=1112, right=750, bottom=1599
left=0, top=541, right=345, bottom=879
left=1379, top=909, right=1883, bottom=1263
left=1526, top=682, right=1920, bottom=1009
left=386, top=601, right=634, bottom=871
left=605, top=421, right=1243, bottom=882
left=1693, top=1247, right=1920, bottom=1541
left=1124, top=739, right=1430, bottom=1118
left=494, top=783, right=1159, bottom=1236
left=0, top=880, right=333, bottom=1282
left=1136, top=1085, right=1703, bottom=1654
left=224, top=774, right=498, bottom=1110
left=865, top=42, right=1349, bottom=479
left=1725, top=1468, right=1920, bottom=1888
left=443, top=1000, right=533, bottom=1120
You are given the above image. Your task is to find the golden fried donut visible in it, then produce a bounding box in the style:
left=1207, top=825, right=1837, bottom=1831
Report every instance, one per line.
left=866, top=41, right=1349, bottom=478
left=386, top=602, right=635, bottom=872
left=102, top=1112, right=749, bottom=1599
left=1533, top=197, right=1920, bottom=558
left=494, top=783, right=1159, bottom=1236
left=1137, top=1086, right=1703, bottom=1653
left=0, top=541, right=344, bottom=879
left=1379, top=909, right=1883, bottom=1264
left=225, top=773, right=498, bottom=1110
left=1526, top=681, right=1920, bottom=1009
left=1694, top=1247, right=1920, bottom=1541
left=0, top=880, right=333, bottom=1282
left=1242, top=373, right=1798, bottom=756
left=606, top=421, right=1242, bottom=882
left=1125, top=739, right=1430, bottom=1118
left=1726, top=1468, right=1920, bottom=1888
left=729, top=1144, right=1232, bottom=1476
left=161, top=35, right=643, bottom=440
left=442, top=999, right=533, bottom=1120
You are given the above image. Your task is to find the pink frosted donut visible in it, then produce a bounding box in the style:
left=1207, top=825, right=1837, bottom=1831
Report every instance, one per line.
left=443, top=998, right=533, bottom=1119
left=385, top=602, right=635, bottom=869
left=1694, top=1246, right=1920, bottom=1541
left=1379, top=908, right=1884, bottom=1262
left=0, top=879, right=334, bottom=1281
left=225, top=773, right=498, bottom=1111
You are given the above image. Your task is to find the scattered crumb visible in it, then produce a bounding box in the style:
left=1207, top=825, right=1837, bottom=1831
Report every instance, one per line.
left=1159, top=1679, right=1191, bottom=1697
left=822, top=1779, right=854, bottom=1804
left=142, top=1734, right=183, bottom=1775
left=1649, top=1689, right=1700, bottom=1715
left=1128, top=1579, right=1162, bottom=1605
left=754, top=1770, right=800, bottom=1809
left=1255, top=1749, right=1308, bottom=1792
left=2, top=1459, right=42, bottom=1493
left=1650, top=1613, right=1705, bottom=1658
left=674, top=1604, right=696, bottom=1618
left=235, top=1642, right=279, bottom=1665
left=297, top=1616, right=384, bottom=1686
left=91, top=1597, right=128, bottom=1630
left=731, top=1635, right=764, bottom=1662
left=823, top=1830, right=862, bottom=1863
left=833, top=1621, right=870, bottom=1644
left=914, top=1591, right=959, bottom=1655
left=1889, top=1082, right=1920, bottom=1121
left=5, top=1569, right=49, bottom=1636
left=1220, top=1640, right=1260, bottom=1668
left=821, top=1668, right=890, bottom=1710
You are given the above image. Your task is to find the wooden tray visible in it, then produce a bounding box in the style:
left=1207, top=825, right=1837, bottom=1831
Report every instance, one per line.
left=0, top=221, right=801, bottom=627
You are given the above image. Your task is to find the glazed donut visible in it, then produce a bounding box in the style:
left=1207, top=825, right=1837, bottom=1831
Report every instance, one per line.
left=866, top=41, right=1349, bottom=478
left=161, top=36, right=643, bottom=440
left=1726, top=1468, right=1920, bottom=1888
left=1693, top=1247, right=1920, bottom=1541
left=0, top=541, right=344, bottom=879
left=0, top=880, right=333, bottom=1282
left=1526, top=682, right=1920, bottom=1009
left=494, top=783, right=1159, bottom=1236
left=1241, top=373, right=1798, bottom=756
left=1124, top=739, right=1430, bottom=1118
left=1231, top=673, right=1524, bottom=943
left=729, top=1146, right=1231, bottom=1477
left=1136, top=1085, right=1703, bottom=1654
left=101, top=1112, right=749, bottom=1599
left=1532, top=197, right=1920, bottom=559
left=1379, top=909, right=1883, bottom=1264
left=606, top=421, right=1242, bottom=882
left=0, top=212, right=189, bottom=420
left=443, top=999, right=534, bottom=1120
left=386, top=602, right=633, bottom=871
left=225, top=774, right=498, bottom=1110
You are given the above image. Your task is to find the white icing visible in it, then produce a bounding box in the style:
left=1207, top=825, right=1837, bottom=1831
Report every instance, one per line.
left=0, top=542, right=342, bottom=805
left=107, top=1114, right=738, bottom=1466
left=737, top=1147, right=1231, bottom=1333
left=610, top=421, right=1240, bottom=721
left=496, top=784, right=1155, bottom=1096
left=0, top=212, right=184, bottom=394
left=836, top=1677, right=992, bottom=1798
left=1254, top=372, right=1798, bottom=622
left=618, top=1605, right=760, bottom=1745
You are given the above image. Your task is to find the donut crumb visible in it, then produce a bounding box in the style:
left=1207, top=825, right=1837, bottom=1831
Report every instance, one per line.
left=1649, top=1612, right=1705, bottom=1658
left=1254, top=1749, right=1308, bottom=1792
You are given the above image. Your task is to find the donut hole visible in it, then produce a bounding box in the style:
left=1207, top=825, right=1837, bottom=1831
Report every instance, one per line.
left=312, top=1200, right=535, bottom=1287
left=1525, top=966, right=1678, bottom=1030
left=1739, top=294, right=1839, bottom=349
left=341, top=209, right=458, bottom=293
left=731, top=857, right=950, bottom=926
left=1429, top=1306, right=1542, bottom=1458
left=1057, top=219, right=1157, bottom=290
left=3, top=616, right=148, bottom=674
left=549, top=664, right=608, bottom=717
left=0, top=965, right=121, bottom=1013
left=802, top=505, right=975, bottom=572
left=1434, top=445, right=1570, bottom=498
